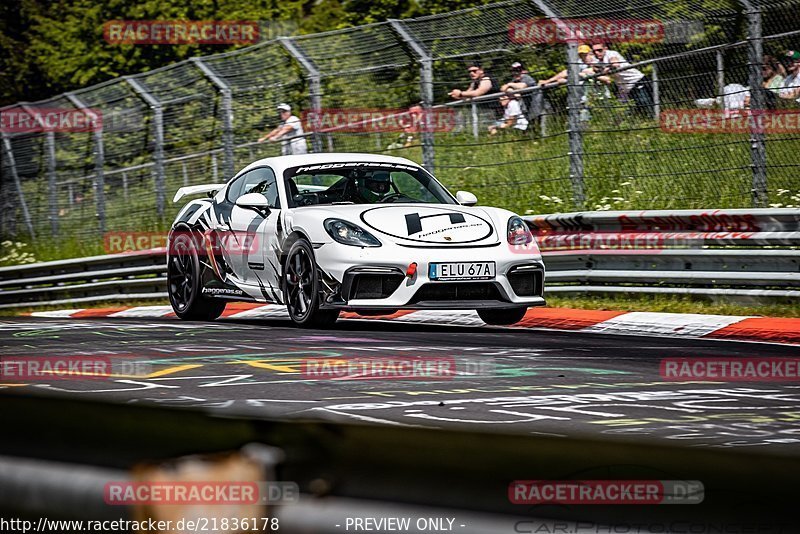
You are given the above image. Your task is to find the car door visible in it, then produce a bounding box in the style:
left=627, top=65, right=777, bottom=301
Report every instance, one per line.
left=225, top=167, right=283, bottom=298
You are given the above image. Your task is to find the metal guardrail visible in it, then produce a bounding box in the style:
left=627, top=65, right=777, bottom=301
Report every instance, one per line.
left=0, top=209, right=798, bottom=309
left=0, top=249, right=167, bottom=309
left=527, top=208, right=800, bottom=300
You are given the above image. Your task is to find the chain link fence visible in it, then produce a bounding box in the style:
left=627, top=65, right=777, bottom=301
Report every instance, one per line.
left=1, top=0, right=799, bottom=258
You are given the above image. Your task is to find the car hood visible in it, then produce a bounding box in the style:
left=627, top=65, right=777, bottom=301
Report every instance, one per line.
left=294, top=203, right=502, bottom=246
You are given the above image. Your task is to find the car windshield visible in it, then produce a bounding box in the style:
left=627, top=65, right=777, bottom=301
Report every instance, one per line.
left=284, top=162, right=457, bottom=207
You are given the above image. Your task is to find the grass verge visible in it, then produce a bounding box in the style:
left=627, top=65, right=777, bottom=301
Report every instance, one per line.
left=546, top=293, right=800, bottom=318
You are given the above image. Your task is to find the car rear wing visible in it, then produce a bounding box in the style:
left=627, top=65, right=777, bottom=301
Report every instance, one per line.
left=172, top=183, right=226, bottom=203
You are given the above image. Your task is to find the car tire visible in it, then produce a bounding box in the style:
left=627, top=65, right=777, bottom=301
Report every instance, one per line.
left=168, top=230, right=226, bottom=321
left=477, top=307, right=528, bottom=326
left=284, top=239, right=340, bottom=328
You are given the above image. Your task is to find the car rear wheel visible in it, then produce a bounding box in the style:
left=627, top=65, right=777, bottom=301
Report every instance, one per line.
left=477, top=307, right=527, bottom=325
left=168, top=230, right=226, bottom=321
left=284, top=239, right=339, bottom=328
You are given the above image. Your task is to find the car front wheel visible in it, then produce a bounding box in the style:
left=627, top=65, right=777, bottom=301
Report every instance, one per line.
left=283, top=239, right=339, bottom=328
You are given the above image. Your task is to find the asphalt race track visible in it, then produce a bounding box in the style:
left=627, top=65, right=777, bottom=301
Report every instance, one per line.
left=2, top=315, right=800, bottom=453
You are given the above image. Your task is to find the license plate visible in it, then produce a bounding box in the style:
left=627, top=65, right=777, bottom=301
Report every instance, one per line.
left=429, top=261, right=495, bottom=281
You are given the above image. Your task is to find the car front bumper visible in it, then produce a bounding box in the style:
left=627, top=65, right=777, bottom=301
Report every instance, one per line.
left=314, top=241, right=546, bottom=310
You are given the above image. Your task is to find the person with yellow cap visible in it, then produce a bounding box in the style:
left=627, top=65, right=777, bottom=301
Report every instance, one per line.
left=537, top=44, right=597, bottom=86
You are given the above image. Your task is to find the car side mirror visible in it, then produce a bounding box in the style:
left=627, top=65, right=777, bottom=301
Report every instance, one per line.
left=456, top=190, right=478, bottom=206
left=236, top=192, right=271, bottom=216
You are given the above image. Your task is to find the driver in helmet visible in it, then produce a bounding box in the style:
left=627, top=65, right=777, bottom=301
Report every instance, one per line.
left=354, top=171, right=392, bottom=203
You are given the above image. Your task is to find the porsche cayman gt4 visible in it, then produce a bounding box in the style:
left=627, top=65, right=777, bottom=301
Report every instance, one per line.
left=167, top=153, right=545, bottom=327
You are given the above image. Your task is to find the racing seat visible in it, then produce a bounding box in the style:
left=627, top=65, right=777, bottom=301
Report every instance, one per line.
left=287, top=178, right=300, bottom=206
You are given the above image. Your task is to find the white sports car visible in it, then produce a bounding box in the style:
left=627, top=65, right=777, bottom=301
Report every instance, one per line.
left=167, top=153, right=545, bottom=327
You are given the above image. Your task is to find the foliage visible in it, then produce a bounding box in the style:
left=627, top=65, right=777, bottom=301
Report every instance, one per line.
left=0, top=240, right=37, bottom=266
left=0, top=0, right=501, bottom=106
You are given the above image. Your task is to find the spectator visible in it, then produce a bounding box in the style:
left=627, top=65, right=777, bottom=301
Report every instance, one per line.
left=537, top=45, right=597, bottom=86
left=501, top=62, right=538, bottom=119
left=258, top=103, right=308, bottom=155
left=744, top=55, right=785, bottom=109
left=449, top=60, right=500, bottom=100
left=488, top=92, right=529, bottom=135
left=387, top=104, right=424, bottom=150
left=501, top=62, right=537, bottom=92
left=591, top=41, right=654, bottom=118
left=778, top=50, right=800, bottom=103
left=449, top=60, right=502, bottom=120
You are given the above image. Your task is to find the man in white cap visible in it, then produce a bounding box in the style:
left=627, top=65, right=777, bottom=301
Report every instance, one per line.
left=258, top=103, right=308, bottom=155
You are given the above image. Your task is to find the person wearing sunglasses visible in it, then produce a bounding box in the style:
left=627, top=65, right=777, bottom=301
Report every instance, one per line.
left=590, top=41, right=654, bottom=118
left=778, top=50, right=800, bottom=103
left=449, top=61, right=500, bottom=101
left=448, top=60, right=503, bottom=123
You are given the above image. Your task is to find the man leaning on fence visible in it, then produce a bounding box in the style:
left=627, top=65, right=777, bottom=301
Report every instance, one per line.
left=591, top=41, right=654, bottom=118
left=258, top=103, right=308, bottom=155
left=449, top=60, right=502, bottom=122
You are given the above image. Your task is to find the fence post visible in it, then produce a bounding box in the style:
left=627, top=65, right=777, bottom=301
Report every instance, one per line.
left=388, top=19, right=436, bottom=173
left=565, top=42, right=586, bottom=207
left=651, top=63, right=660, bottom=119
left=471, top=103, right=479, bottom=140
left=1, top=133, right=36, bottom=239
left=716, top=50, right=726, bottom=106
left=65, top=93, right=106, bottom=235
left=19, top=104, right=58, bottom=237
left=192, top=58, right=235, bottom=180
left=280, top=37, right=323, bottom=154
left=529, top=0, right=585, bottom=208
left=742, top=2, right=768, bottom=207
left=125, top=76, right=166, bottom=218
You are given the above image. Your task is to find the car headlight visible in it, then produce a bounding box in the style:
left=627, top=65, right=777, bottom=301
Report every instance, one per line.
left=324, top=219, right=381, bottom=247
left=507, top=216, right=533, bottom=245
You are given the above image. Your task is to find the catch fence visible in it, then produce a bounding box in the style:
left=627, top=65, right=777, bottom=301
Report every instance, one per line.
left=1, top=0, right=799, bottom=259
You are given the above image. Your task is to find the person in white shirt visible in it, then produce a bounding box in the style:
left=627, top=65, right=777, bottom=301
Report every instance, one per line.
left=258, top=103, right=308, bottom=155
left=488, top=93, right=529, bottom=135
left=591, top=41, right=654, bottom=118
left=778, top=50, right=800, bottom=104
